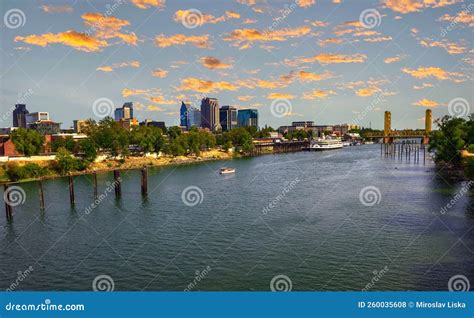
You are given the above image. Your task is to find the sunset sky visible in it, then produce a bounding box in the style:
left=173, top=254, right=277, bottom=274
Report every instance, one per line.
left=0, top=0, right=472, bottom=129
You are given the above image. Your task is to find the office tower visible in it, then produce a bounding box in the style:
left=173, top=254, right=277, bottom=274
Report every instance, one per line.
left=219, top=106, right=238, bottom=131
left=12, top=104, right=29, bottom=128
left=200, top=97, right=220, bottom=131
left=237, top=109, right=258, bottom=128
left=114, top=102, right=134, bottom=121
left=187, top=107, right=201, bottom=130
left=180, top=101, right=192, bottom=128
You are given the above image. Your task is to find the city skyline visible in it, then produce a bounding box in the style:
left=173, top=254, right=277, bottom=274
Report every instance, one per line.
left=1, top=0, right=472, bottom=130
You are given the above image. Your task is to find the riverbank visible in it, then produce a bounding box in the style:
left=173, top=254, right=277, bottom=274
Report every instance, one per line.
left=0, top=149, right=235, bottom=184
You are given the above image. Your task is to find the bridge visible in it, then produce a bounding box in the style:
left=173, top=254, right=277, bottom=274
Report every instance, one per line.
left=368, top=109, right=432, bottom=144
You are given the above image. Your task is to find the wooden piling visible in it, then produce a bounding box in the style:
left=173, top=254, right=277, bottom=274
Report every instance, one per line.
left=4, top=184, right=12, bottom=221
left=113, top=170, right=121, bottom=197
left=93, top=172, right=98, bottom=199
left=68, top=175, right=75, bottom=205
left=141, top=167, right=148, bottom=196
left=38, top=179, right=45, bottom=210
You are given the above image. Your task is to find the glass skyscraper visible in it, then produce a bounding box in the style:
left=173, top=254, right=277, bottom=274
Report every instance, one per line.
left=237, top=109, right=258, bottom=128
left=219, top=106, right=238, bottom=131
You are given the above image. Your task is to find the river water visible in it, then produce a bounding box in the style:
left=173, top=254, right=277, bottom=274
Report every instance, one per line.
left=0, top=145, right=473, bottom=291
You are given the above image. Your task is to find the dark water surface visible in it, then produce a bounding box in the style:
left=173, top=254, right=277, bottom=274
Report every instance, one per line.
left=1, top=145, right=473, bottom=291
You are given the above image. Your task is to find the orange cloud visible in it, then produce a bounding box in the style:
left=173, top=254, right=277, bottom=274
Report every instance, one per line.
left=97, top=60, right=140, bottom=72
left=243, top=18, right=258, bottom=24
left=302, top=89, right=336, bottom=99
left=152, top=69, right=169, bottom=78
left=81, top=12, right=138, bottom=46
left=40, top=5, right=73, bottom=13
left=383, top=0, right=461, bottom=14
left=439, top=10, right=474, bottom=26
left=311, top=20, right=329, bottom=27
left=266, top=92, right=295, bottom=100
left=302, top=53, right=367, bottom=64
left=355, top=86, right=382, bottom=97
left=413, top=83, right=434, bottom=90
left=297, top=0, right=315, bottom=8
left=363, top=36, right=392, bottom=42
left=155, top=34, right=210, bottom=48
left=226, top=11, right=241, bottom=19
left=149, top=96, right=175, bottom=105
left=15, top=31, right=108, bottom=52
left=419, top=39, right=467, bottom=54
left=177, top=78, right=238, bottom=93
left=384, top=55, right=404, bottom=64
left=131, top=0, right=166, bottom=9
left=413, top=99, right=439, bottom=107
left=147, top=105, right=165, bottom=111
left=200, top=56, right=232, bottom=69
left=223, top=26, right=311, bottom=47
left=238, top=95, right=255, bottom=101
left=402, top=66, right=465, bottom=81
left=319, top=37, right=343, bottom=47
left=122, top=88, right=149, bottom=97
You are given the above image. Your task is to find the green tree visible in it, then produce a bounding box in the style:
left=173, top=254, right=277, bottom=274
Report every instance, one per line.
left=79, top=139, right=97, bottom=162
left=54, top=147, right=78, bottom=174
left=429, top=116, right=467, bottom=167
left=85, top=117, right=130, bottom=157
left=51, top=136, right=75, bottom=152
left=131, top=125, right=164, bottom=153
left=10, top=128, right=44, bottom=156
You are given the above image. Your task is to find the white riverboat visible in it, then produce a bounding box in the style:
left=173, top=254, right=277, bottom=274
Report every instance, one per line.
left=309, top=138, right=344, bottom=151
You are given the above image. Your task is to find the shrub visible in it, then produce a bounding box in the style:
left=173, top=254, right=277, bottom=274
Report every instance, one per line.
left=5, top=162, right=48, bottom=181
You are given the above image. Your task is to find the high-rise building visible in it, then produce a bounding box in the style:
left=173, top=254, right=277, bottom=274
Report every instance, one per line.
left=115, top=102, right=134, bottom=121
left=180, top=101, right=191, bottom=128
left=219, top=106, right=238, bottom=131
left=237, top=109, right=258, bottom=128
left=201, top=97, right=220, bottom=131
left=12, top=104, right=29, bottom=128
left=114, top=108, right=124, bottom=121
left=187, top=107, right=201, bottom=130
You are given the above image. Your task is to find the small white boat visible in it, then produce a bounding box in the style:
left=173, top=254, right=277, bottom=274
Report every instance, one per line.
left=219, top=167, right=236, bottom=174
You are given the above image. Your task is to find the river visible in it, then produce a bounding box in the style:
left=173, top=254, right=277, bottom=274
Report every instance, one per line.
left=1, top=145, right=473, bottom=291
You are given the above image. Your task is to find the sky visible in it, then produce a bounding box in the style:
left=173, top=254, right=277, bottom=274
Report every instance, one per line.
left=0, top=0, right=472, bottom=130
